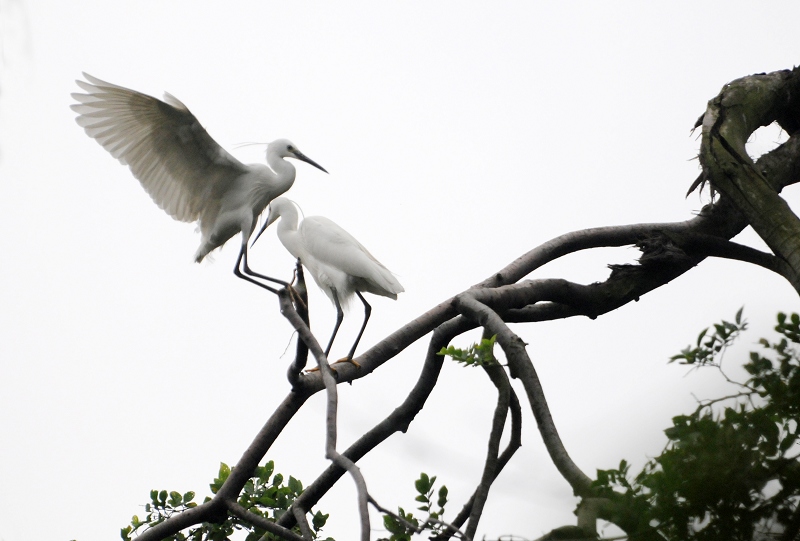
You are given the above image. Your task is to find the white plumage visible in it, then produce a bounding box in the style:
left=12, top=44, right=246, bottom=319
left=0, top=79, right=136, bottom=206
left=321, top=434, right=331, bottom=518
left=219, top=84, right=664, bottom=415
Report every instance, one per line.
left=71, top=73, right=327, bottom=291
left=253, top=197, right=404, bottom=361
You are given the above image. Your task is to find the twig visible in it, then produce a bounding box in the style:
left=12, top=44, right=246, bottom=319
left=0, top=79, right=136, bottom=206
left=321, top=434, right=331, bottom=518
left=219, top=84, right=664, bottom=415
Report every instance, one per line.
left=287, top=260, right=310, bottom=386
left=226, top=500, right=305, bottom=541
left=464, top=330, right=512, bottom=540
left=368, top=495, right=473, bottom=541
left=435, top=384, right=522, bottom=541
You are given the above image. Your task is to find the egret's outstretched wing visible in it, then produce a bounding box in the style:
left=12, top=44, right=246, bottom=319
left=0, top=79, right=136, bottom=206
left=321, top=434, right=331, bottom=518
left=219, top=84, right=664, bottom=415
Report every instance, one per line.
left=71, top=73, right=249, bottom=223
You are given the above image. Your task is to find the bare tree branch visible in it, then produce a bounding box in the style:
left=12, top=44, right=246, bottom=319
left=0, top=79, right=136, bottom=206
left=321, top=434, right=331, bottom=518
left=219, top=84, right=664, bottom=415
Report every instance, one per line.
left=225, top=500, right=306, bottom=541
left=287, top=260, right=310, bottom=386
left=291, top=505, right=314, bottom=541
left=131, top=67, right=800, bottom=541
left=659, top=230, right=794, bottom=278
left=463, top=331, right=514, bottom=539
left=367, top=495, right=473, bottom=541
left=454, top=293, right=593, bottom=495
left=694, top=68, right=800, bottom=289
left=283, top=282, right=374, bottom=541
left=436, top=384, right=522, bottom=541
left=278, top=317, right=464, bottom=530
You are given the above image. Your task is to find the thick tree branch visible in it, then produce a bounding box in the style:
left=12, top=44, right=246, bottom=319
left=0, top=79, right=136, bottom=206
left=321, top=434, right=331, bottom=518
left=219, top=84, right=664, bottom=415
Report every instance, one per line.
left=696, top=68, right=800, bottom=290
left=660, top=230, right=794, bottom=279
left=226, top=501, right=306, bottom=541
left=454, top=293, right=593, bottom=496
left=134, top=501, right=224, bottom=541
left=292, top=122, right=800, bottom=389
left=133, top=67, right=800, bottom=541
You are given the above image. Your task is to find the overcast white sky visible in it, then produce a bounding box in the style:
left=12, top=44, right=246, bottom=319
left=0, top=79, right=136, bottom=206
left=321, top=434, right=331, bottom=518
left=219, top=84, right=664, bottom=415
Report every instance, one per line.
left=1, top=2, right=800, bottom=540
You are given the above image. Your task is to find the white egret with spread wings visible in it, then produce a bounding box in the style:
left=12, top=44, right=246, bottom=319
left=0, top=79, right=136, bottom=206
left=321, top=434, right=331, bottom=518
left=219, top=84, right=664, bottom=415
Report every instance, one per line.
left=71, top=74, right=327, bottom=292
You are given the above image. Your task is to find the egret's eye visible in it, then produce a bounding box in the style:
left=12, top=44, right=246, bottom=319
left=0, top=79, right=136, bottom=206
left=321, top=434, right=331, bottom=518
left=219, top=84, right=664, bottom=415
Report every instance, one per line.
left=288, top=145, right=295, bottom=152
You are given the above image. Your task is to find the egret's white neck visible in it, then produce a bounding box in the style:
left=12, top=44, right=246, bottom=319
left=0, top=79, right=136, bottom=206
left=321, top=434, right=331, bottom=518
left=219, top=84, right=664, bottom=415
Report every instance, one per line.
left=275, top=206, right=304, bottom=261
left=266, top=151, right=297, bottom=191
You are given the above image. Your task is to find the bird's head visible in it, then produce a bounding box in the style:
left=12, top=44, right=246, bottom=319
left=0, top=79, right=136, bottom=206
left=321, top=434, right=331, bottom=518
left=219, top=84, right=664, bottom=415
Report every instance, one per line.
left=251, top=197, right=295, bottom=247
left=268, top=139, right=328, bottom=174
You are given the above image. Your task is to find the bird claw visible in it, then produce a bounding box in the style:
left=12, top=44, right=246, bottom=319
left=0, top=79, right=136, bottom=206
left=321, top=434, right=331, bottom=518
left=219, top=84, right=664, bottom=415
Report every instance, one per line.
left=287, top=284, right=307, bottom=311
left=334, top=357, right=361, bottom=368
left=304, top=357, right=360, bottom=373
left=304, top=365, right=326, bottom=374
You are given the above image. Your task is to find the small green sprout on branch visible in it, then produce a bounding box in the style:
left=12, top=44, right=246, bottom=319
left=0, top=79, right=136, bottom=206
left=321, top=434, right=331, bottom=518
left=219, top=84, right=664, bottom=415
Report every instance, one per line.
left=438, top=335, right=498, bottom=367
left=669, top=307, right=747, bottom=367
left=380, top=473, right=449, bottom=541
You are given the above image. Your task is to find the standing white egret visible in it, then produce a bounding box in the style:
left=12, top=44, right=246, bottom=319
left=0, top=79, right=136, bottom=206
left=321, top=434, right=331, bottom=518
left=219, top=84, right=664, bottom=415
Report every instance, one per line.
left=71, top=73, right=327, bottom=292
left=252, top=197, right=404, bottom=363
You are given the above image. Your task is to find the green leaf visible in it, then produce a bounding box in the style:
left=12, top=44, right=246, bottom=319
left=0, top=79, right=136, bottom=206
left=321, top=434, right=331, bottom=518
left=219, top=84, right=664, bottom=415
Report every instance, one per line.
left=696, top=328, right=709, bottom=346
left=415, top=473, right=430, bottom=494
left=261, top=460, right=274, bottom=481
left=437, top=336, right=498, bottom=367
left=169, top=490, right=182, bottom=506
left=258, top=495, right=277, bottom=507
left=287, top=475, right=303, bottom=494
left=312, top=511, right=329, bottom=531
left=437, top=485, right=449, bottom=509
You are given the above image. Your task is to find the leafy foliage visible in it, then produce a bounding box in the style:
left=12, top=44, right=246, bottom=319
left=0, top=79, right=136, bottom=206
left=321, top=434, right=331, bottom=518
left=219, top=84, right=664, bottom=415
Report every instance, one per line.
left=379, top=473, right=449, bottom=541
left=438, top=335, right=498, bottom=367
left=593, top=311, right=800, bottom=541
left=121, top=461, right=332, bottom=541
left=669, top=307, right=747, bottom=366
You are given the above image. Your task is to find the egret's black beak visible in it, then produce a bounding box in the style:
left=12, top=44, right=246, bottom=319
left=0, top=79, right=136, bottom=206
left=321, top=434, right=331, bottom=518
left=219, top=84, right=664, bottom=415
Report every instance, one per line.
left=251, top=210, right=273, bottom=248
left=292, top=150, right=328, bottom=174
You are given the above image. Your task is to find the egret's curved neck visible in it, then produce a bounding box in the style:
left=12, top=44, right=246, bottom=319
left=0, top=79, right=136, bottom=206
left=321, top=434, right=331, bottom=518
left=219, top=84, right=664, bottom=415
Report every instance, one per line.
left=266, top=152, right=297, bottom=192
left=275, top=207, right=304, bottom=260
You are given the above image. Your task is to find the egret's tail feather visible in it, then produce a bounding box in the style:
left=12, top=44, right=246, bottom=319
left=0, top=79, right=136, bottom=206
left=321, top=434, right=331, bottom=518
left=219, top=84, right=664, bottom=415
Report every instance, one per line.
left=194, top=245, right=211, bottom=263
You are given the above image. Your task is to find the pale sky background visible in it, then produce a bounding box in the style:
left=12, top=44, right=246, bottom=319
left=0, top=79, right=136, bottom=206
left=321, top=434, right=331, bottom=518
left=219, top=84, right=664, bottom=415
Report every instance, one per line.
left=1, top=2, right=800, bottom=541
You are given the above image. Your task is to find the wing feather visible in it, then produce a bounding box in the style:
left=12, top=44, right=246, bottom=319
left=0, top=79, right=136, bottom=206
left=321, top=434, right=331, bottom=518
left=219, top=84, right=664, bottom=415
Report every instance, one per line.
left=301, top=217, right=404, bottom=297
left=71, top=73, right=249, bottom=223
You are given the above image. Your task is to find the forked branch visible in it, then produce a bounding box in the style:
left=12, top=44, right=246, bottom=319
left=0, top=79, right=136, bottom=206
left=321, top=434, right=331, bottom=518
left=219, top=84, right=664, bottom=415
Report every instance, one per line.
left=133, top=68, right=800, bottom=541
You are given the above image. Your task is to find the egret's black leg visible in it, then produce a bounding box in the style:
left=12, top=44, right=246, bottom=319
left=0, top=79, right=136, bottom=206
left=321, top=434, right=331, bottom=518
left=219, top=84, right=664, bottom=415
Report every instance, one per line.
left=233, top=243, right=283, bottom=293
left=325, top=288, right=344, bottom=357
left=343, top=291, right=371, bottom=363
left=243, top=245, right=290, bottom=287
